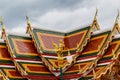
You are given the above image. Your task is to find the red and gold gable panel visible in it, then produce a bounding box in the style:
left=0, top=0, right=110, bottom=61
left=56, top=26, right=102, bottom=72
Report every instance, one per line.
left=82, top=34, right=108, bottom=55
left=0, top=45, right=11, bottom=60
left=16, top=61, right=53, bottom=75
left=21, top=63, right=51, bottom=74
left=60, top=61, right=92, bottom=79
left=0, top=68, right=26, bottom=80
left=3, top=69, right=23, bottom=78
left=103, top=41, right=120, bottom=58
left=14, top=61, right=57, bottom=79
left=64, top=61, right=91, bottom=74
left=12, top=38, right=38, bottom=56
left=36, top=30, right=87, bottom=51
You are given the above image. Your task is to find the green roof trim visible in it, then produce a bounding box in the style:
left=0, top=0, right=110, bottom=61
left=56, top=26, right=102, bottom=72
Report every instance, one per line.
left=16, top=61, right=54, bottom=76
left=7, top=35, right=40, bottom=60
left=32, top=26, right=90, bottom=54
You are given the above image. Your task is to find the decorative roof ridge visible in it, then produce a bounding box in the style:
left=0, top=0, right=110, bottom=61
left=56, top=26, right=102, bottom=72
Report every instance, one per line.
left=32, top=23, right=91, bottom=33
left=32, top=26, right=65, bottom=33
left=6, top=32, right=30, bottom=37
left=92, top=28, right=111, bottom=35
left=0, top=39, right=5, bottom=43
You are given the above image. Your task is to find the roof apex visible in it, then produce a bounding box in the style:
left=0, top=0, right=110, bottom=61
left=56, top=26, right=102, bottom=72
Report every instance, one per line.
left=32, top=23, right=91, bottom=33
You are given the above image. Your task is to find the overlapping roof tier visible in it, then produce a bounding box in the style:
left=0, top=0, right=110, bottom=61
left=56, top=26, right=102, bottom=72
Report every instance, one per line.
left=0, top=11, right=120, bottom=80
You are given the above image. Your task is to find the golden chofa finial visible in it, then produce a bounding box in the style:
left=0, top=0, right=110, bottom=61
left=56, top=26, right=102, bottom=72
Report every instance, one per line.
left=94, top=8, right=98, bottom=21
left=26, top=15, right=31, bottom=33
left=0, top=17, right=5, bottom=31
left=0, top=16, right=6, bottom=39
left=26, top=15, right=31, bottom=25
left=112, top=10, right=120, bottom=35
left=91, top=8, right=100, bottom=30
left=115, top=9, right=119, bottom=24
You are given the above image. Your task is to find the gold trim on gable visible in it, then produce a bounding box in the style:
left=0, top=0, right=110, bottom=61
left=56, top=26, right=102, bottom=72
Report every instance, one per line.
left=3, top=69, right=22, bottom=78
left=0, top=45, right=10, bottom=60
left=37, top=30, right=87, bottom=51
left=103, top=41, right=120, bottom=58
left=21, top=63, right=51, bottom=74
left=82, top=34, right=108, bottom=55
left=12, top=38, right=37, bottom=56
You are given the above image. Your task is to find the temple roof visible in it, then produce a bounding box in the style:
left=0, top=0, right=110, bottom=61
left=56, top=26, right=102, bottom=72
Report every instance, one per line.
left=30, top=24, right=98, bottom=76
left=0, top=26, right=119, bottom=79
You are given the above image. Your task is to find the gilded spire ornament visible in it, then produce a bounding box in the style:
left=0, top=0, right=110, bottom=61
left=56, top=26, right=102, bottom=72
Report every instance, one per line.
left=26, top=15, right=31, bottom=33
left=53, top=40, right=65, bottom=61
left=0, top=17, right=6, bottom=39
left=112, top=10, right=120, bottom=35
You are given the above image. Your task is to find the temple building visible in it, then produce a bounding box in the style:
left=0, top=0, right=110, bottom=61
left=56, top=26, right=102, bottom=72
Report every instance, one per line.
left=0, top=10, right=120, bottom=80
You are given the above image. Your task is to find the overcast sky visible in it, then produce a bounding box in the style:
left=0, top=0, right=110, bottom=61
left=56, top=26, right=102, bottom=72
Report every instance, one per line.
left=0, top=0, right=120, bottom=33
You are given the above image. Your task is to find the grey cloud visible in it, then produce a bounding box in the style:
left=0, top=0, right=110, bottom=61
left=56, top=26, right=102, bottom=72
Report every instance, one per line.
left=0, top=0, right=85, bottom=29
left=0, top=0, right=120, bottom=32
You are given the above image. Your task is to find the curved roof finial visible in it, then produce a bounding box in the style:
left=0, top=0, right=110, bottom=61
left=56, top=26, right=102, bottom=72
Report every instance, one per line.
left=91, top=8, right=100, bottom=30
left=0, top=16, right=5, bottom=32
left=26, top=15, right=30, bottom=26
left=94, top=8, right=98, bottom=21
left=0, top=16, right=6, bottom=39
left=25, top=13, right=31, bottom=33
left=115, top=9, right=119, bottom=24
left=112, top=9, right=120, bottom=35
